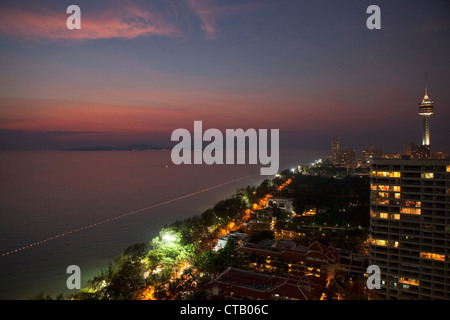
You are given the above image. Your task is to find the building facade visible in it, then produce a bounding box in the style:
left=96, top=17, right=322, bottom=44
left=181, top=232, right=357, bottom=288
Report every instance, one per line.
left=331, top=137, right=340, bottom=165
left=369, top=159, right=450, bottom=299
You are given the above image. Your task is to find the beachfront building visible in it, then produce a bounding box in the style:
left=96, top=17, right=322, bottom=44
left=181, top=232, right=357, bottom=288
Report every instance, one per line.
left=369, top=158, right=450, bottom=299
left=205, top=267, right=327, bottom=300
left=214, top=232, right=248, bottom=251
left=236, top=240, right=368, bottom=282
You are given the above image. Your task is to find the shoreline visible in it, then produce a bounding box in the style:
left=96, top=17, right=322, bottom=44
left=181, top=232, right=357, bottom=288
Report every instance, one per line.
left=63, top=168, right=297, bottom=300
left=65, top=169, right=302, bottom=300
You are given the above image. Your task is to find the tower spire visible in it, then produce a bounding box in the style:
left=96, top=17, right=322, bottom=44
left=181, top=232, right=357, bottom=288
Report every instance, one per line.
left=419, top=73, right=434, bottom=147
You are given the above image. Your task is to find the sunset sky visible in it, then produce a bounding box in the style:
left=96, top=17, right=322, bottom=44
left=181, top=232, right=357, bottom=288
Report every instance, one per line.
left=0, top=0, right=449, bottom=155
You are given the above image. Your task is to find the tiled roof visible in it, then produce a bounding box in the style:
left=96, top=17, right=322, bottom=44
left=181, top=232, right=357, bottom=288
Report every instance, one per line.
left=206, top=268, right=327, bottom=300
left=307, top=240, right=327, bottom=253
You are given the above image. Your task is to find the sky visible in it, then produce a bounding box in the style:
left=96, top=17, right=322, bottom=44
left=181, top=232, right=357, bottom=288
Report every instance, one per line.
left=0, top=0, right=449, bottom=156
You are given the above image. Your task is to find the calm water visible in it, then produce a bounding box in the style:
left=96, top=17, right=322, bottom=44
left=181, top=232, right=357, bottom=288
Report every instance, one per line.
left=0, top=149, right=318, bottom=299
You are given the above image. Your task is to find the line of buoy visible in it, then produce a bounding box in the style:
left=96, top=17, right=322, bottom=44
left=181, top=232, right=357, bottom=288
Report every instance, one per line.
left=1, top=176, right=249, bottom=257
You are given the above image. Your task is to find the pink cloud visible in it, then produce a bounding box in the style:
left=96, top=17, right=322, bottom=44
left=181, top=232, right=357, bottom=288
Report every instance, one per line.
left=0, top=4, right=178, bottom=42
left=185, top=0, right=217, bottom=39
left=185, top=0, right=263, bottom=39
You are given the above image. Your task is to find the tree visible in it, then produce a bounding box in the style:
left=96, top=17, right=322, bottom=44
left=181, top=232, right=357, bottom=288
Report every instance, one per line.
left=76, top=243, right=149, bottom=300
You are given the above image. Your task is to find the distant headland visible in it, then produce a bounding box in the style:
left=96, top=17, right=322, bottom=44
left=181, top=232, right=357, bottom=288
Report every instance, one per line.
left=64, top=144, right=165, bottom=151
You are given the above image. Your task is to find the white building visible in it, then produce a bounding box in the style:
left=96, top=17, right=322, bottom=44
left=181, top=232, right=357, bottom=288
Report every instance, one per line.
left=214, top=232, right=248, bottom=251
left=268, top=197, right=295, bottom=213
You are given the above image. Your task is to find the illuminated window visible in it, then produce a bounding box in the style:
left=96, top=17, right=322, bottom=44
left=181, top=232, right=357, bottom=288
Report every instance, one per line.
left=371, top=239, right=387, bottom=246
left=378, top=192, right=390, bottom=198
left=371, top=212, right=400, bottom=220
left=394, top=193, right=401, bottom=199
left=372, top=171, right=401, bottom=178
left=421, top=172, right=434, bottom=179
left=370, top=184, right=377, bottom=191
left=446, top=165, right=450, bottom=173
left=400, top=207, right=421, bottom=215
left=420, top=252, right=446, bottom=261
left=399, top=277, right=419, bottom=286
left=403, top=200, right=421, bottom=207
left=373, top=199, right=389, bottom=205
left=392, top=186, right=401, bottom=192
left=370, top=238, right=399, bottom=248
left=370, top=210, right=377, bottom=218
left=377, top=171, right=387, bottom=177
left=378, top=185, right=390, bottom=191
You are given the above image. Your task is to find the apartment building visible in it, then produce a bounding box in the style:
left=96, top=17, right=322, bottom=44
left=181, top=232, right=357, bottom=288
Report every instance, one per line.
left=369, top=159, right=450, bottom=299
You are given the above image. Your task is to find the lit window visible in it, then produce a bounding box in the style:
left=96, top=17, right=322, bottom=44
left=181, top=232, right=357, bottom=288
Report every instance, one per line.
left=398, top=278, right=419, bottom=286
left=373, top=199, right=389, bottom=205
left=399, top=277, right=420, bottom=286
left=370, top=238, right=387, bottom=246
left=420, top=252, right=446, bottom=261
left=393, top=214, right=400, bottom=220
left=392, top=186, right=401, bottom=192
left=372, top=171, right=401, bottom=178
left=400, top=207, right=421, bottom=215
left=446, top=165, right=450, bottom=173
left=380, top=213, right=388, bottom=219
left=394, top=193, right=401, bottom=199
left=403, top=200, right=421, bottom=207
left=421, top=172, right=434, bottom=179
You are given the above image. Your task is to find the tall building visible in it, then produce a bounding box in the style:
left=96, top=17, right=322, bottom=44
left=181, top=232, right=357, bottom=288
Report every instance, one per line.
left=369, top=159, right=450, bottom=299
left=404, top=142, right=432, bottom=160
left=419, top=74, right=434, bottom=147
left=362, top=147, right=383, bottom=162
left=337, top=147, right=356, bottom=169
left=368, top=76, right=449, bottom=299
left=331, top=137, right=340, bottom=165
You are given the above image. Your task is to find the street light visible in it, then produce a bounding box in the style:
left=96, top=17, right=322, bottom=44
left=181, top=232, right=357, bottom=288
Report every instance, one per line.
left=162, top=233, right=176, bottom=244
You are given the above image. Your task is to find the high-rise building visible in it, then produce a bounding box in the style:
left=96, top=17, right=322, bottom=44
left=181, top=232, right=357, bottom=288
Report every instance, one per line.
left=419, top=74, right=434, bottom=147
left=369, top=158, right=450, bottom=299
left=404, top=142, right=431, bottom=160
left=368, top=76, right=449, bottom=300
left=331, top=137, right=340, bottom=165
left=338, top=147, right=356, bottom=169
left=362, top=148, right=383, bottom=162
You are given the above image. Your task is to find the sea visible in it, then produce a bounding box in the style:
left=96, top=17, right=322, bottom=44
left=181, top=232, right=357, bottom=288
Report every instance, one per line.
left=0, top=149, right=321, bottom=299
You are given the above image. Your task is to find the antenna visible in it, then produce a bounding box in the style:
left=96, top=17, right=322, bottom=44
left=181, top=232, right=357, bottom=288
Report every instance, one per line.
left=425, top=72, right=428, bottom=96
